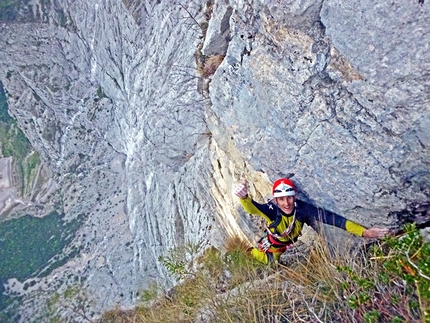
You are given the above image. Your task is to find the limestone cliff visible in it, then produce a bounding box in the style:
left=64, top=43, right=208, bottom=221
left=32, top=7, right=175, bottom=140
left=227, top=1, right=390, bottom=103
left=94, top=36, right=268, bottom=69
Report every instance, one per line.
left=0, top=0, right=428, bottom=321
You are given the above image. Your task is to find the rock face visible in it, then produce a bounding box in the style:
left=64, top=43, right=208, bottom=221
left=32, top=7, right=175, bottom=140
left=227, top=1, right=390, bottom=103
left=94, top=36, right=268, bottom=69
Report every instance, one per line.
left=0, top=0, right=428, bottom=321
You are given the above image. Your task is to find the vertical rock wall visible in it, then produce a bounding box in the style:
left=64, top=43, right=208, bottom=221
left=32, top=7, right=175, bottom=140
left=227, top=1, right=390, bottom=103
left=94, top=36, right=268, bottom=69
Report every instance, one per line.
left=0, top=0, right=429, bottom=321
left=207, top=0, right=430, bottom=227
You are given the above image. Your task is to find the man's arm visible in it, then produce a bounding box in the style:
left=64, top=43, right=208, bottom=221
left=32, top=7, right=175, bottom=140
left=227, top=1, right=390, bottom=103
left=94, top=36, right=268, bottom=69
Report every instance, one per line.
left=298, top=200, right=388, bottom=238
left=239, top=196, right=274, bottom=223
left=339, top=214, right=389, bottom=238
left=234, top=180, right=277, bottom=222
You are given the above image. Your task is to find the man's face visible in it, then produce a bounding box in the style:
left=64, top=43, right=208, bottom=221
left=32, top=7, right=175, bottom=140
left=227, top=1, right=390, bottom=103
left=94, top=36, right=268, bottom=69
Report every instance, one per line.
left=275, top=196, right=295, bottom=214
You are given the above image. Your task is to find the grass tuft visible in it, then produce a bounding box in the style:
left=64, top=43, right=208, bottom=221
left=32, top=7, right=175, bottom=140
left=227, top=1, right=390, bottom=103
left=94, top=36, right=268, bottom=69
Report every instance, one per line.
left=196, top=54, right=225, bottom=78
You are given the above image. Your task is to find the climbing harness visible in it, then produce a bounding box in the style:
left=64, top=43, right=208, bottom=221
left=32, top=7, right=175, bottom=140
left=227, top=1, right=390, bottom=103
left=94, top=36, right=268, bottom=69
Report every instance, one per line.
left=257, top=203, right=297, bottom=256
left=258, top=234, right=294, bottom=253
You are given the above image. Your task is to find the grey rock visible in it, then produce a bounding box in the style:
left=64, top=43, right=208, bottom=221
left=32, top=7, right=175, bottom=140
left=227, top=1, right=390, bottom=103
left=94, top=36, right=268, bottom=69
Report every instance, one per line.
left=202, top=0, right=233, bottom=56
left=422, top=227, right=430, bottom=243
left=0, top=0, right=429, bottom=321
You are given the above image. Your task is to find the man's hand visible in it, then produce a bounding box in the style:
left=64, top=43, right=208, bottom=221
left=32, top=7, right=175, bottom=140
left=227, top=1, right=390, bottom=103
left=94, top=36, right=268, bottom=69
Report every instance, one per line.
left=234, top=180, right=248, bottom=199
left=362, top=227, right=390, bottom=239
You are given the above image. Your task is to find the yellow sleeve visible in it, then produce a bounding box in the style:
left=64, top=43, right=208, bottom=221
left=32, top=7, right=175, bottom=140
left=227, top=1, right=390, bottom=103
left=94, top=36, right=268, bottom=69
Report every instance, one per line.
left=239, top=196, right=272, bottom=223
left=345, top=220, right=366, bottom=237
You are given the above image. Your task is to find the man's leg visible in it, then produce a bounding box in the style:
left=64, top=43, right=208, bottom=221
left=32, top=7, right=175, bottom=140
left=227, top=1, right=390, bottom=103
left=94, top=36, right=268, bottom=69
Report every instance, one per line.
left=250, top=247, right=270, bottom=264
left=250, top=248, right=283, bottom=265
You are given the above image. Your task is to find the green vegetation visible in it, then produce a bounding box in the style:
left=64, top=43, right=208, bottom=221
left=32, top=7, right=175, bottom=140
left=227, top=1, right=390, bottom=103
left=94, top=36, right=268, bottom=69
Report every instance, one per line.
left=158, top=243, right=201, bottom=281
left=0, top=0, right=26, bottom=22
left=0, top=82, right=31, bottom=159
left=24, top=152, right=40, bottom=190
left=0, top=211, right=83, bottom=280
left=98, top=224, right=429, bottom=323
left=95, top=86, right=108, bottom=101
left=0, top=0, right=19, bottom=10
left=0, top=121, right=32, bottom=158
left=0, top=211, right=86, bottom=312
left=0, top=85, right=12, bottom=123
left=0, top=82, right=41, bottom=195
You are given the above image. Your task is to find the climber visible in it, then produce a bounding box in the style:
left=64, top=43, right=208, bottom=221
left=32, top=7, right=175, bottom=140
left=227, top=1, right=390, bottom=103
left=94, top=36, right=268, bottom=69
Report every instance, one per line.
left=234, top=178, right=390, bottom=265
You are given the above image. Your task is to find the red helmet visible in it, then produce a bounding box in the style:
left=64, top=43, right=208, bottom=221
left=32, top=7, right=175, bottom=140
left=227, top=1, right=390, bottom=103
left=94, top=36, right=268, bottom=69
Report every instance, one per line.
left=272, top=178, right=295, bottom=197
